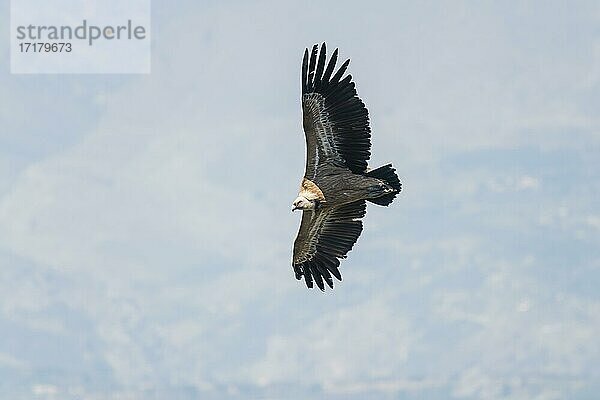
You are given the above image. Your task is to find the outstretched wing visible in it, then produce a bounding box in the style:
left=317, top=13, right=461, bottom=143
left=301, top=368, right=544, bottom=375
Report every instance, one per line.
left=292, top=201, right=367, bottom=290
left=302, top=43, right=372, bottom=180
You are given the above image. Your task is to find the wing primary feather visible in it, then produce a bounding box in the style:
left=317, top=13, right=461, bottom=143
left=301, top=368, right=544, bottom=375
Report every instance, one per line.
left=321, top=48, right=338, bottom=85
left=307, top=44, right=319, bottom=91
left=303, top=263, right=314, bottom=288
left=314, top=261, right=334, bottom=288
left=311, top=264, right=325, bottom=291
left=294, top=263, right=303, bottom=280
left=319, top=254, right=342, bottom=281
left=313, top=42, right=327, bottom=90
left=330, top=58, right=350, bottom=85
left=302, top=48, right=309, bottom=94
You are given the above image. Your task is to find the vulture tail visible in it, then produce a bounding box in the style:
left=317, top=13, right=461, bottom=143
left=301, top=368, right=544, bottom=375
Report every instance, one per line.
left=365, top=164, right=402, bottom=206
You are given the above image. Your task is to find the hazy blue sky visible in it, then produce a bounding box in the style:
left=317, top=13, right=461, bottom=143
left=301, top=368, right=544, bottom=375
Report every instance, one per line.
left=1, top=1, right=599, bottom=399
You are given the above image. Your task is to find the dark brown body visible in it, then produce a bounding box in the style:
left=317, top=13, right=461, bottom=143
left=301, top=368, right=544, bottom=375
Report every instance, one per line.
left=312, top=161, right=390, bottom=206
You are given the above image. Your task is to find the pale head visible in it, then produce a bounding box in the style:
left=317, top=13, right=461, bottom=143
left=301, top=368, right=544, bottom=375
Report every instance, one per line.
left=292, top=196, right=315, bottom=211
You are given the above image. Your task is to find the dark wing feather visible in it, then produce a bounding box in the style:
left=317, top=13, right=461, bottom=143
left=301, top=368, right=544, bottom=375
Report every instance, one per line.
left=292, top=201, right=367, bottom=291
left=301, top=43, right=372, bottom=179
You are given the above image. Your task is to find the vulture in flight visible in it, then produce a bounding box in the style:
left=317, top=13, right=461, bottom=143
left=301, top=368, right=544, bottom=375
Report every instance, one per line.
left=292, top=43, right=402, bottom=291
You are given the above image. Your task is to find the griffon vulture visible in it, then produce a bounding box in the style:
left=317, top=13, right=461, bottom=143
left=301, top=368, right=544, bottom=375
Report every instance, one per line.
left=291, top=43, right=402, bottom=291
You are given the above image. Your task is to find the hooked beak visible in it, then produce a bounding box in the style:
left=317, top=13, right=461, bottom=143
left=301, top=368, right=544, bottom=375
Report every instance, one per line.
left=292, top=205, right=300, bottom=212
